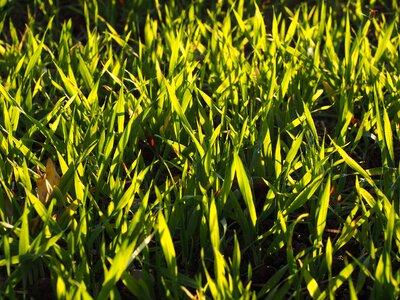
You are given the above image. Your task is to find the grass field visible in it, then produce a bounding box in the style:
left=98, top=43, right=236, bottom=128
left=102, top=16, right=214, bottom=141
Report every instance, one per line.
left=0, top=0, right=400, bottom=299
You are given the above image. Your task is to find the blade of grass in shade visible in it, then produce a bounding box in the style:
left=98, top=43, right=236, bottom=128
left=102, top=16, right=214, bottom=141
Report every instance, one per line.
left=2, top=233, right=11, bottom=276
left=110, top=115, right=140, bottom=175
left=121, top=271, right=154, bottom=300
left=257, top=265, right=288, bottom=297
left=317, top=259, right=356, bottom=300
left=346, top=251, right=374, bottom=282
left=219, top=150, right=235, bottom=208
left=265, top=279, right=292, bottom=300
left=317, top=1, right=326, bottom=38
left=384, top=204, right=395, bottom=253
left=97, top=236, right=144, bottom=299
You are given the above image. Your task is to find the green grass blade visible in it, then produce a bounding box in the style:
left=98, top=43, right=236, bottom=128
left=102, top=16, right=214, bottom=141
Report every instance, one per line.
left=157, top=211, right=177, bottom=278
left=233, top=151, right=257, bottom=227
left=315, top=173, right=331, bottom=248
left=331, top=139, right=374, bottom=186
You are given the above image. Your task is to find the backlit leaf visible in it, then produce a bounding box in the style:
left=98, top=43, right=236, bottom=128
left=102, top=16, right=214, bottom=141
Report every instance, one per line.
left=36, top=158, right=61, bottom=204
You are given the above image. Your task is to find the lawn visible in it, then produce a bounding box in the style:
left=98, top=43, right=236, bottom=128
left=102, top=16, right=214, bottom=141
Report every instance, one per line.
left=0, top=0, right=400, bottom=299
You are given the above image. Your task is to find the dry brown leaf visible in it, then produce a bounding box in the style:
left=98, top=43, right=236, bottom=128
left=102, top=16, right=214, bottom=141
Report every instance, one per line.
left=36, top=158, right=61, bottom=204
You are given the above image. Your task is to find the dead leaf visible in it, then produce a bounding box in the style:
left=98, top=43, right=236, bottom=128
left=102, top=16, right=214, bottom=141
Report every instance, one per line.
left=36, top=158, right=61, bottom=204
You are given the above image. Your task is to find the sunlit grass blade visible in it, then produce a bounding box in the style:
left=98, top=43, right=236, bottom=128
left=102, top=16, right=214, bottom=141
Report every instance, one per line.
left=314, top=173, right=331, bottom=249
left=157, top=211, right=177, bottom=278
left=233, top=151, right=257, bottom=227
left=331, top=138, right=374, bottom=186
left=302, top=266, right=321, bottom=299
left=285, top=173, right=323, bottom=215
left=18, top=204, right=30, bottom=256
left=373, top=21, right=395, bottom=64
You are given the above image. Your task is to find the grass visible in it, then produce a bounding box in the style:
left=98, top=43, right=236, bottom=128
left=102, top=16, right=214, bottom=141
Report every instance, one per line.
left=0, top=0, right=400, bottom=299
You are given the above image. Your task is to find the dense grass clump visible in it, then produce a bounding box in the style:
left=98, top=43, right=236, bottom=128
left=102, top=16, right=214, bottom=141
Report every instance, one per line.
left=1, top=0, right=400, bottom=299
